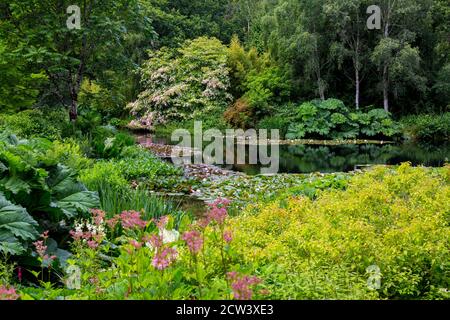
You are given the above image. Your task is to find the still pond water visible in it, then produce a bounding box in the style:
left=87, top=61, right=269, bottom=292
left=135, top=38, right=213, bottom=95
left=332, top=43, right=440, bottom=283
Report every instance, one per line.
left=145, top=134, right=449, bottom=175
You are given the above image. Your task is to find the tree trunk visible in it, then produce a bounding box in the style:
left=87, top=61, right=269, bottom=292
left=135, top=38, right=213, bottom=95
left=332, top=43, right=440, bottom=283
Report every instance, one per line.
left=69, top=98, right=78, bottom=121
left=316, top=71, right=325, bottom=101
left=383, top=64, right=389, bottom=112
left=355, top=69, right=360, bottom=110
left=318, top=80, right=325, bottom=101
left=355, top=20, right=360, bottom=110
left=383, top=4, right=390, bottom=112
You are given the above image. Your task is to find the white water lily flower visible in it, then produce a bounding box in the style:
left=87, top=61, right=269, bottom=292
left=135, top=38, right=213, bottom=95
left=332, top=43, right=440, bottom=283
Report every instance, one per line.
left=159, top=228, right=180, bottom=244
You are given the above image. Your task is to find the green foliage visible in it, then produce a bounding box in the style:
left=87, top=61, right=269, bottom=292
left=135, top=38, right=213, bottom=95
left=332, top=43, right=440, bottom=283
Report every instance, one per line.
left=257, top=115, right=292, bottom=138
left=97, top=183, right=185, bottom=226
left=0, top=134, right=99, bottom=257
left=225, top=36, right=291, bottom=127
left=401, top=113, right=450, bottom=144
left=78, top=79, right=127, bottom=121
left=128, top=37, right=232, bottom=125
left=433, top=64, right=450, bottom=109
left=0, top=193, right=38, bottom=255
left=227, top=35, right=269, bottom=97
left=91, top=128, right=136, bottom=159
left=80, top=146, right=188, bottom=194
left=285, top=99, right=400, bottom=140
left=243, top=66, right=291, bottom=118
left=0, top=39, right=47, bottom=113
left=231, top=164, right=450, bottom=299
left=0, top=109, right=68, bottom=140
left=0, top=0, right=155, bottom=120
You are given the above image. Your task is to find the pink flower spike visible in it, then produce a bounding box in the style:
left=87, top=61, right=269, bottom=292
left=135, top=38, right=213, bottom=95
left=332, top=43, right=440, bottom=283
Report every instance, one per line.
left=224, top=230, right=233, bottom=243
left=129, top=240, right=142, bottom=249
left=227, top=272, right=262, bottom=300
left=91, top=209, right=106, bottom=226
left=208, top=206, right=228, bottom=225
left=106, top=216, right=119, bottom=229
left=182, top=230, right=203, bottom=254
left=155, top=216, right=169, bottom=230
left=152, top=247, right=178, bottom=270
left=87, top=240, right=99, bottom=249
left=33, top=240, right=47, bottom=258
left=146, top=234, right=163, bottom=249
left=0, top=286, right=19, bottom=300
left=197, top=217, right=210, bottom=229
left=119, top=211, right=147, bottom=230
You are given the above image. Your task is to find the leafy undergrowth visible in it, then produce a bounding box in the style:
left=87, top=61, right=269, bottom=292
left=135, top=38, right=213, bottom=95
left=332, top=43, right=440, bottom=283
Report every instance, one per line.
left=0, top=133, right=99, bottom=259
left=7, top=199, right=266, bottom=300
left=231, top=163, right=450, bottom=299
left=2, top=163, right=447, bottom=300
left=80, top=145, right=192, bottom=194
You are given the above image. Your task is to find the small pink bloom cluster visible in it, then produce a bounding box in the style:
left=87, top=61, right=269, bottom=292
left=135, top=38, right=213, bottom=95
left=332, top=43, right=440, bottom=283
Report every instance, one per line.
left=70, top=229, right=103, bottom=249
left=182, top=230, right=203, bottom=254
left=33, top=239, right=47, bottom=258
left=70, top=210, right=106, bottom=249
left=141, top=219, right=179, bottom=270
left=207, top=198, right=231, bottom=225
left=117, top=210, right=148, bottom=230
left=152, top=247, right=178, bottom=270
left=129, top=240, right=142, bottom=249
left=33, top=231, right=57, bottom=263
left=91, top=209, right=105, bottom=226
left=70, top=228, right=104, bottom=249
left=0, top=286, right=19, bottom=300
left=143, top=234, right=163, bottom=249
left=223, top=230, right=233, bottom=243
left=227, top=272, right=261, bottom=300
left=195, top=198, right=231, bottom=230
left=154, top=215, right=169, bottom=230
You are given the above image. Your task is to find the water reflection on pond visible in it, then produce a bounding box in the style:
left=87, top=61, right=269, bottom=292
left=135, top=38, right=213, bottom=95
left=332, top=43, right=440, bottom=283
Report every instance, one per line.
left=231, top=143, right=449, bottom=174
left=137, top=133, right=449, bottom=175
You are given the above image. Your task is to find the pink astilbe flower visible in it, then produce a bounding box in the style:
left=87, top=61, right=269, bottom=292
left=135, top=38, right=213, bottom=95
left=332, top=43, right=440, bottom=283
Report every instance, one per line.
left=143, top=234, right=163, bottom=250
left=207, top=198, right=231, bottom=225
left=119, top=211, right=147, bottom=230
left=0, top=286, right=19, bottom=300
left=129, top=240, right=142, bottom=249
left=33, top=230, right=51, bottom=258
left=223, top=230, right=233, bottom=243
left=106, top=216, right=119, bottom=229
left=91, top=209, right=106, bottom=226
left=155, top=216, right=169, bottom=230
left=152, top=247, right=178, bottom=270
left=33, top=240, right=47, bottom=258
left=196, top=217, right=210, bottom=229
left=87, top=240, right=99, bottom=249
left=70, top=214, right=105, bottom=249
left=69, top=229, right=90, bottom=241
left=227, top=272, right=261, bottom=300
left=182, top=230, right=203, bottom=254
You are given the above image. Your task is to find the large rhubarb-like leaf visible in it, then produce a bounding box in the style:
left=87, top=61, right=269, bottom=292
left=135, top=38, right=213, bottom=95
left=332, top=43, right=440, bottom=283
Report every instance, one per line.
left=55, top=191, right=100, bottom=218
left=0, top=193, right=38, bottom=255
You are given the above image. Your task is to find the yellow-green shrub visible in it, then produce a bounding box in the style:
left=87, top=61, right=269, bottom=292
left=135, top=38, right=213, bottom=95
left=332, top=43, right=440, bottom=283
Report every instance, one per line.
left=231, top=164, right=450, bottom=299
